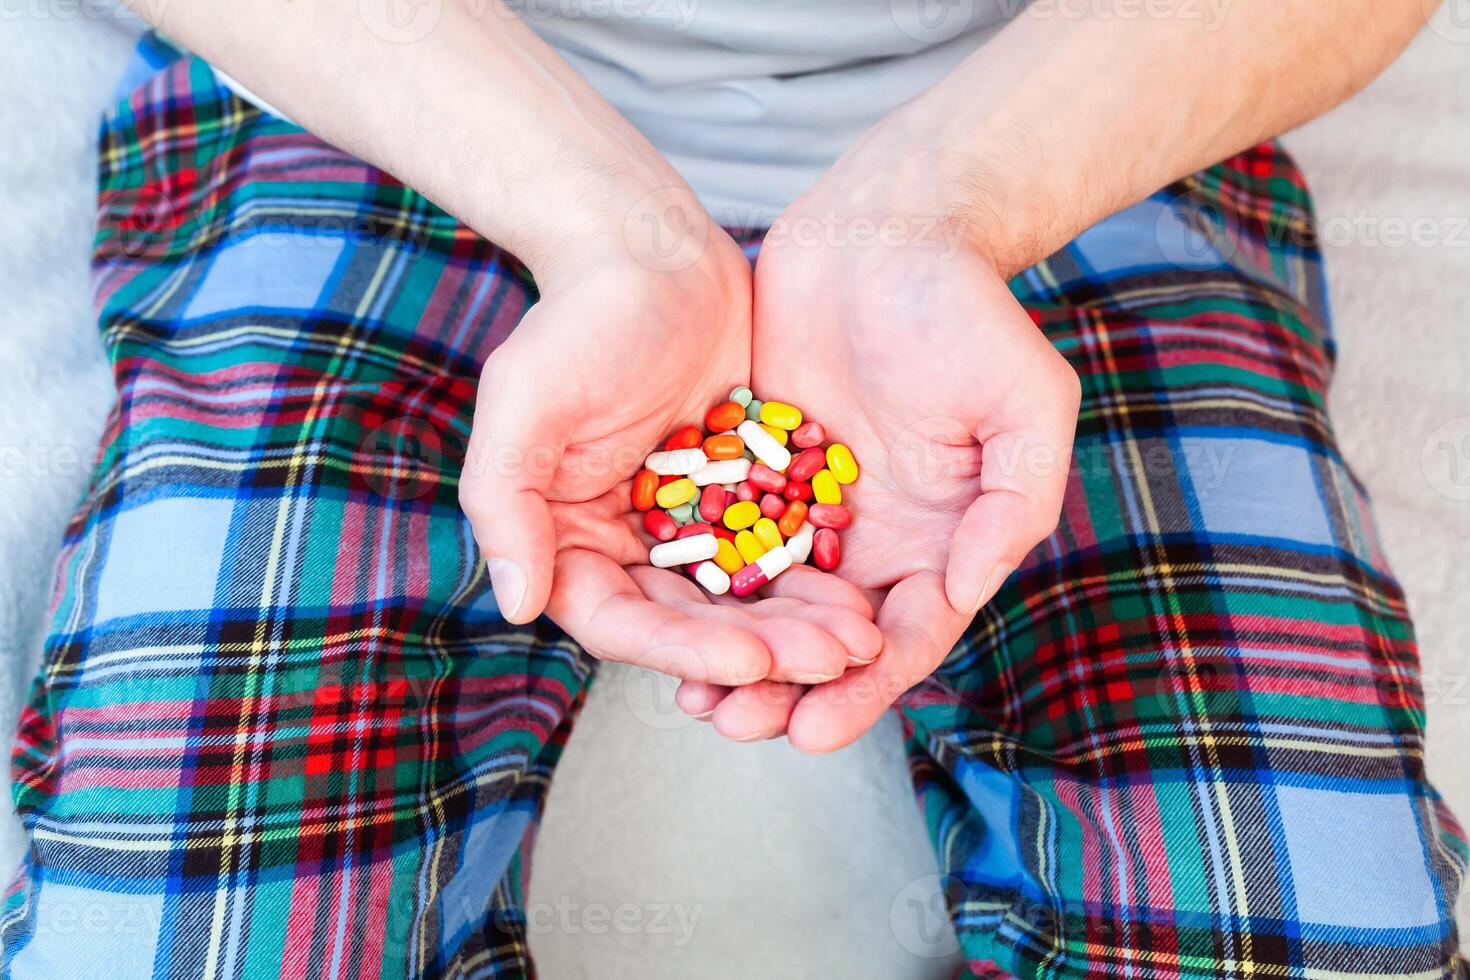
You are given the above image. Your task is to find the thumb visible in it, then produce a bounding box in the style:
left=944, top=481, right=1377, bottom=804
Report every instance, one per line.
left=459, top=354, right=567, bottom=625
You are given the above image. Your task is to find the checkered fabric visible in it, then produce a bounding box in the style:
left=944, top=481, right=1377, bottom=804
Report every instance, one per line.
left=3, top=39, right=1465, bottom=980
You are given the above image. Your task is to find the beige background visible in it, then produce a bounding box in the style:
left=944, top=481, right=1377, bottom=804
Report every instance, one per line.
left=1, top=5, right=1466, bottom=977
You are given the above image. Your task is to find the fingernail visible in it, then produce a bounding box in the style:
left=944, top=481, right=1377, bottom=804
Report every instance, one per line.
left=847, top=653, right=879, bottom=667
left=970, top=567, right=1001, bottom=616
left=788, top=671, right=842, bottom=685
left=487, top=558, right=526, bottom=620
left=730, top=729, right=775, bottom=743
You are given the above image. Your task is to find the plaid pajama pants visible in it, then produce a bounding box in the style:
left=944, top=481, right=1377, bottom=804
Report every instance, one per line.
left=3, top=41, right=1465, bottom=980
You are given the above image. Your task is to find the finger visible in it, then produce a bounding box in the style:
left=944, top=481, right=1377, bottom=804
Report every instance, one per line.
left=946, top=355, right=1079, bottom=614
left=675, top=680, right=728, bottom=720
left=712, top=681, right=804, bottom=742
left=760, top=564, right=880, bottom=619
left=745, top=597, right=881, bottom=667
left=787, top=570, right=969, bottom=754
left=549, top=550, right=771, bottom=684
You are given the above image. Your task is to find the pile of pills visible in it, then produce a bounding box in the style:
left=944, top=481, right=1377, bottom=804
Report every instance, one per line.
left=632, top=388, right=859, bottom=598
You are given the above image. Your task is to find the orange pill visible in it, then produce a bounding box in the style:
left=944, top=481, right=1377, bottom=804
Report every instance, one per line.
left=702, top=433, right=745, bottom=461
left=631, top=469, right=659, bottom=511
left=777, top=500, right=807, bottom=538
left=664, top=425, right=702, bottom=451
left=704, top=401, right=746, bottom=433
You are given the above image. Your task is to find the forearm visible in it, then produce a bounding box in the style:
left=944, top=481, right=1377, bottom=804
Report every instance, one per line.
left=875, top=0, right=1427, bottom=275
left=133, top=0, right=687, bottom=286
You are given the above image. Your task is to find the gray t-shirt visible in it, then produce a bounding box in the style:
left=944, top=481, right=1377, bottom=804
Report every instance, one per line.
left=516, top=0, right=1018, bottom=224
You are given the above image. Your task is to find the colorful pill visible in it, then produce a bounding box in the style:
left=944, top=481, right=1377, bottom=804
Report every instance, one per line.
left=736, top=420, right=791, bottom=472
left=734, top=529, right=766, bottom=563
left=744, top=398, right=763, bottom=422
left=691, top=458, right=751, bottom=486
left=747, top=463, right=787, bottom=494
left=812, top=528, right=840, bottom=571
left=786, top=447, right=827, bottom=483
left=791, top=421, right=825, bottom=449
left=753, top=517, right=783, bottom=552
left=730, top=546, right=793, bottom=597
left=668, top=502, right=695, bottom=524
left=705, top=400, right=746, bottom=433
left=759, top=493, right=787, bottom=520
left=663, top=425, right=703, bottom=451
left=646, top=449, right=707, bottom=476
left=759, top=401, right=803, bottom=430
left=723, top=499, right=761, bottom=530
left=826, top=443, right=859, bottom=484
left=811, top=470, right=841, bottom=505
left=712, top=537, right=744, bottom=575
left=735, top=480, right=760, bottom=503
left=698, top=484, right=727, bottom=523
left=711, top=524, right=738, bottom=543
left=785, top=522, right=815, bottom=564
left=655, top=478, right=697, bottom=509
left=758, top=423, right=789, bottom=446
left=659, top=474, right=680, bottom=486
left=806, top=503, right=851, bottom=529
left=690, top=560, right=731, bottom=596
left=649, top=534, right=718, bottom=568
left=632, top=469, right=659, bottom=511
left=782, top=480, right=813, bottom=502
left=675, top=522, right=715, bottom=539
left=642, top=509, right=677, bottom=542
left=729, top=386, right=753, bottom=407
left=777, top=500, right=807, bottom=538
left=702, top=433, right=744, bottom=460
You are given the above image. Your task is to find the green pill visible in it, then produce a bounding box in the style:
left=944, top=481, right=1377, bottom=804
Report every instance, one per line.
left=668, top=503, right=694, bottom=523
left=744, top=398, right=763, bottom=422
left=729, top=386, right=753, bottom=407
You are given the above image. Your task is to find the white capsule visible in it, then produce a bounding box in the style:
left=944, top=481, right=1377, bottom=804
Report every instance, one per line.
left=736, top=420, right=792, bottom=472
left=756, top=545, right=793, bottom=579
left=649, top=535, right=719, bottom=568
left=692, top=561, right=731, bottom=596
left=691, top=457, right=751, bottom=486
left=784, top=521, right=815, bottom=564
left=645, top=448, right=709, bottom=475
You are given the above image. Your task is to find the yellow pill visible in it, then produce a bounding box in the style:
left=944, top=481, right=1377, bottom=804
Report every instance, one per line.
left=812, top=470, right=842, bottom=505
left=753, top=517, right=783, bottom=552
left=723, top=499, right=761, bottom=531
left=735, top=529, right=766, bottom=563
left=758, top=423, right=789, bottom=446
left=826, top=443, right=859, bottom=484
left=758, top=401, right=803, bottom=431
left=655, top=478, right=697, bottom=509
left=713, top=537, right=745, bottom=575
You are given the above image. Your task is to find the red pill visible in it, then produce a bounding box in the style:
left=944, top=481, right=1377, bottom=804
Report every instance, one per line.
left=702, top=434, right=744, bottom=461
left=778, top=500, right=807, bottom=537
left=786, top=447, right=827, bottom=483
left=664, top=425, right=703, bottom=451
left=807, top=503, right=851, bottom=529
left=643, top=509, right=677, bottom=542
left=632, top=469, right=659, bottom=511
left=747, top=463, right=787, bottom=494
left=705, top=401, right=746, bottom=433
left=759, top=493, right=787, bottom=520
left=711, top=525, right=737, bottom=543
left=699, top=484, right=727, bottom=523
left=735, top=480, right=760, bottom=503
left=783, top=480, right=813, bottom=503
left=813, top=528, right=840, bottom=570
left=791, top=421, right=825, bottom=449
left=676, top=522, right=715, bottom=539
left=659, top=474, right=680, bottom=487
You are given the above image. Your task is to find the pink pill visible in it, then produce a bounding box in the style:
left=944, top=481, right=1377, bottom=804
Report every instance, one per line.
left=807, top=504, right=851, bottom=529
left=759, top=493, right=787, bottom=520
left=786, top=447, right=826, bottom=483
left=730, top=547, right=793, bottom=597
left=643, top=510, right=677, bottom=542
left=747, top=463, right=787, bottom=494
left=699, top=484, right=727, bottom=523
left=676, top=522, right=715, bottom=539
left=813, top=528, right=840, bottom=571
left=735, top=481, right=760, bottom=503
left=791, top=422, right=825, bottom=449
left=782, top=480, right=813, bottom=503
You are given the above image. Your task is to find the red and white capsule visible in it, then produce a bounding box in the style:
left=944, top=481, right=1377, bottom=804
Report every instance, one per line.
left=730, top=545, right=794, bottom=597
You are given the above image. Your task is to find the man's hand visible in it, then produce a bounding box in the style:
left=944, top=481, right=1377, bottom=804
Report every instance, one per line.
left=677, top=163, right=1079, bottom=744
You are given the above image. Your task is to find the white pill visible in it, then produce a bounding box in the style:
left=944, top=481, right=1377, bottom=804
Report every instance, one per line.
left=692, top=561, right=731, bottom=596
left=784, top=521, right=815, bottom=564
left=645, top=448, right=708, bottom=475
left=691, top=457, right=751, bottom=486
left=736, top=420, right=791, bottom=472
left=649, top=535, right=719, bottom=568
